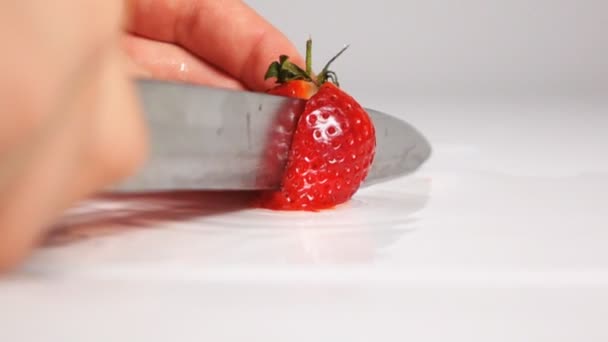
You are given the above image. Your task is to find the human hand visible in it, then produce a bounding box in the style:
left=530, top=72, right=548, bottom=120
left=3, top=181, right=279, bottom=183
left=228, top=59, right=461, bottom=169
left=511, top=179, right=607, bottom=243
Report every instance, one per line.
left=124, top=0, right=304, bottom=91
left=0, top=0, right=302, bottom=271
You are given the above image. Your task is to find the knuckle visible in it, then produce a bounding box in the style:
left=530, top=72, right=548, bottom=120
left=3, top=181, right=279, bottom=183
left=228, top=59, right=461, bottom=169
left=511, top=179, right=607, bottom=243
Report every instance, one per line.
left=93, top=123, right=147, bottom=186
left=92, top=107, right=147, bottom=187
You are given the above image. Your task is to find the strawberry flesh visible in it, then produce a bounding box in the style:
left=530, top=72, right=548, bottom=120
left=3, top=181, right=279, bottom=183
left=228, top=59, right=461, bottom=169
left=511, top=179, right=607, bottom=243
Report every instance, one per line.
left=267, top=80, right=318, bottom=100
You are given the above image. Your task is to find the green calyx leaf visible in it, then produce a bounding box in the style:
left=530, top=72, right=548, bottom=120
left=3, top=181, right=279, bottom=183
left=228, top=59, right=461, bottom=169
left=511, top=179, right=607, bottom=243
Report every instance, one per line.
left=264, top=54, right=312, bottom=84
left=264, top=38, right=350, bottom=87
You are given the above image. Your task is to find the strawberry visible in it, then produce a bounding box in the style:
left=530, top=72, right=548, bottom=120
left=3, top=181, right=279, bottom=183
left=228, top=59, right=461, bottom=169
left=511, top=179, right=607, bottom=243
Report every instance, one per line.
left=266, top=79, right=317, bottom=100
left=256, top=39, right=376, bottom=211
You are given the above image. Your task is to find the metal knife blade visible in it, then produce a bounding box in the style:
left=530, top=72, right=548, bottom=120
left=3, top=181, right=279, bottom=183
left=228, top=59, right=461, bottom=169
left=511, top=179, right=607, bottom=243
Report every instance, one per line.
left=113, top=79, right=431, bottom=191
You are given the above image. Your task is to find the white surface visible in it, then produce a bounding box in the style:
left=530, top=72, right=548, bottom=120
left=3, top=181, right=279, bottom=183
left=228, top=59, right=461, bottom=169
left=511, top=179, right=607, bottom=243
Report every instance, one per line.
left=1, top=96, right=607, bottom=341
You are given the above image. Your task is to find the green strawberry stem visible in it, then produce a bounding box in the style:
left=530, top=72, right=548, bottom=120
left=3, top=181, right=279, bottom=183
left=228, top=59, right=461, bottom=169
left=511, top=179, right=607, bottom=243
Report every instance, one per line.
left=317, top=44, right=349, bottom=86
left=264, top=38, right=349, bottom=87
left=306, top=38, right=313, bottom=76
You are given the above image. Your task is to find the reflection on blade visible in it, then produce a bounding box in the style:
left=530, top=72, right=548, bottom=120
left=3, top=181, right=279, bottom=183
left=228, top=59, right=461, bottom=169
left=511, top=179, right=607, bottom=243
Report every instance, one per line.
left=254, top=99, right=305, bottom=188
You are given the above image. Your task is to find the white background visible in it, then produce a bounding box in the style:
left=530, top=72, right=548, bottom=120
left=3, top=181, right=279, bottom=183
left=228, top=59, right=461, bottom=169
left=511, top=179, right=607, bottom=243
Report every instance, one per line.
left=248, top=0, right=607, bottom=99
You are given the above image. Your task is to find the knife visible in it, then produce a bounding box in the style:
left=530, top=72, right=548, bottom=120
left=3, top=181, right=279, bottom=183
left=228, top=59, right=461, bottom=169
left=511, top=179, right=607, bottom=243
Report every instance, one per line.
left=113, top=79, right=431, bottom=191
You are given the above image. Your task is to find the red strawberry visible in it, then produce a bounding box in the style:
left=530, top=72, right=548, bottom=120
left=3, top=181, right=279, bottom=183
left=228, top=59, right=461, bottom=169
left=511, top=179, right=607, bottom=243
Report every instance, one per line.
left=256, top=39, right=376, bottom=211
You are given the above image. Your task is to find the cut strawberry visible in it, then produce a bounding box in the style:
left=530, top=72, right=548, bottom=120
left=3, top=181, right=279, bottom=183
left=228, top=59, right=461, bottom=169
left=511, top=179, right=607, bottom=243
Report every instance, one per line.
left=257, top=39, right=376, bottom=211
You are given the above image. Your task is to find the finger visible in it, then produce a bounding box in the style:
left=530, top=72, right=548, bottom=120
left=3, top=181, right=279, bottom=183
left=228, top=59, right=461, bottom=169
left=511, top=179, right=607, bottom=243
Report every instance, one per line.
left=127, top=0, right=303, bottom=91
left=74, top=47, right=147, bottom=194
left=0, top=60, right=103, bottom=270
left=0, top=47, right=146, bottom=271
left=0, top=0, right=133, bottom=270
left=122, top=34, right=245, bottom=90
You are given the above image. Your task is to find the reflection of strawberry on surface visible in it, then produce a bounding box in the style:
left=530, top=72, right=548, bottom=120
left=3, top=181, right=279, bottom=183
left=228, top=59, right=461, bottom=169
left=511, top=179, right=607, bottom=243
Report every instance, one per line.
left=257, top=39, right=376, bottom=211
